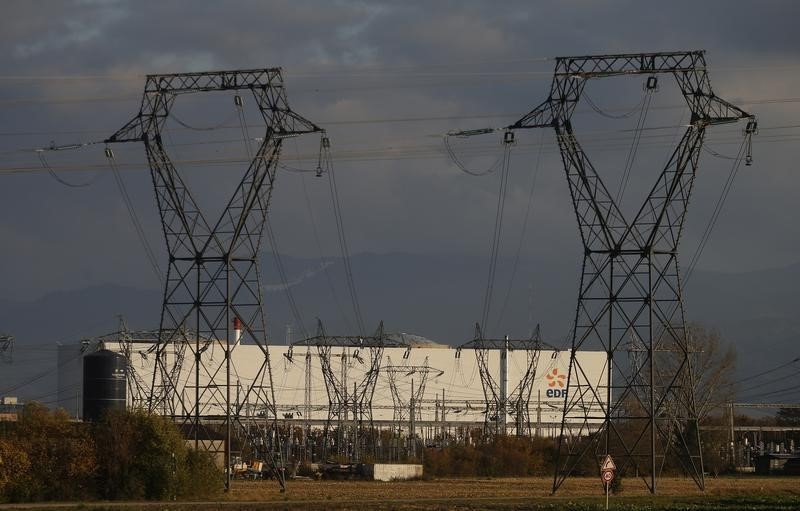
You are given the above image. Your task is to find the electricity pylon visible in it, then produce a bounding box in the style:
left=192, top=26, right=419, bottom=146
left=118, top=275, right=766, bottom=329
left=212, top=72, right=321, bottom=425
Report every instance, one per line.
left=507, top=51, right=755, bottom=493
left=385, top=356, right=444, bottom=423
left=287, top=320, right=410, bottom=461
left=451, top=51, right=755, bottom=493
left=105, top=68, right=324, bottom=491
left=456, top=323, right=554, bottom=436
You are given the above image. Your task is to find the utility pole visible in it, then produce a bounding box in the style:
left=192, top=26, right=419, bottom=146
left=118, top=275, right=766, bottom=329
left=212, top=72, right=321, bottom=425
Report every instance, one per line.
left=409, top=378, right=415, bottom=459
left=499, top=336, right=508, bottom=436
left=729, top=401, right=736, bottom=469
left=536, top=389, right=541, bottom=438
left=304, top=349, right=312, bottom=440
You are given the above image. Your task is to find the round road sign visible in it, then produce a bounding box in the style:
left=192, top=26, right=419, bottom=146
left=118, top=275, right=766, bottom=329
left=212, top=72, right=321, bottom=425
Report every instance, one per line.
left=601, top=470, right=614, bottom=483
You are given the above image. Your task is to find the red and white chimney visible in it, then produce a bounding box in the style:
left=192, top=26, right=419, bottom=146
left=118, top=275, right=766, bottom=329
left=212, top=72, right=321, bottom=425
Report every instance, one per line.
left=233, top=317, right=242, bottom=346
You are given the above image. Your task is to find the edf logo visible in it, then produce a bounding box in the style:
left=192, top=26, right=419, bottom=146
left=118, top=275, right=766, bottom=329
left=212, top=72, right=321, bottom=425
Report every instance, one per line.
left=546, top=368, right=567, bottom=398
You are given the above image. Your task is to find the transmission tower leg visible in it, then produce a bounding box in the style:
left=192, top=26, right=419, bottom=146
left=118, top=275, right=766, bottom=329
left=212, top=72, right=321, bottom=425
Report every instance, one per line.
left=552, top=125, right=705, bottom=493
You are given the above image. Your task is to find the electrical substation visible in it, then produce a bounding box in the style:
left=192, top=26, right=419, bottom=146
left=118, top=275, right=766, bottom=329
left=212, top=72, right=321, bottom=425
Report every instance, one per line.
left=4, top=50, right=775, bottom=494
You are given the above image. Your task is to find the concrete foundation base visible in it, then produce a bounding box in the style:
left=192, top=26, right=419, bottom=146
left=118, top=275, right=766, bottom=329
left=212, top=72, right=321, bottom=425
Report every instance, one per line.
left=361, top=463, right=423, bottom=481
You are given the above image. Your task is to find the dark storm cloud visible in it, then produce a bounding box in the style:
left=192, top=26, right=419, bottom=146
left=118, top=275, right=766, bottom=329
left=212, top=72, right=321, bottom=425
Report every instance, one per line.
left=0, top=0, right=798, bottom=308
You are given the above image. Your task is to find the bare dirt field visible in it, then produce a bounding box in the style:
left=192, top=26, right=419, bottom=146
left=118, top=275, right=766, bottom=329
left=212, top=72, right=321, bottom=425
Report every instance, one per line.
left=221, top=475, right=800, bottom=509
left=2, top=476, right=799, bottom=510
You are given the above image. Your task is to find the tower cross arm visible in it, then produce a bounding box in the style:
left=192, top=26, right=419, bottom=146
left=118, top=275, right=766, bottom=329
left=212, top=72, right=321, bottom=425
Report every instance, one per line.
left=290, top=335, right=410, bottom=349
left=688, top=93, right=753, bottom=126
left=143, top=68, right=285, bottom=94
left=274, top=111, right=323, bottom=137
left=508, top=99, right=555, bottom=129
left=104, top=68, right=323, bottom=144
left=554, top=51, right=706, bottom=78
left=458, top=338, right=557, bottom=351
left=105, top=114, right=149, bottom=143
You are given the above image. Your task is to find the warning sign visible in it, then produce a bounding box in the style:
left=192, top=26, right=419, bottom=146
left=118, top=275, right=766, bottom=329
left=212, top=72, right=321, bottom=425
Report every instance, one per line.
left=600, top=454, right=616, bottom=472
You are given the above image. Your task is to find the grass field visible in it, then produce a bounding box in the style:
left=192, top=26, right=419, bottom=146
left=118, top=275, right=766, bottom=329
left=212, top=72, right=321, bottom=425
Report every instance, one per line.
left=2, top=476, right=799, bottom=510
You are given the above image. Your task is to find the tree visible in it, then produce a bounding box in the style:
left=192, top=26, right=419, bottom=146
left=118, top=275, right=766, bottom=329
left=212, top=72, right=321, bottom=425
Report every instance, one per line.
left=93, top=409, right=221, bottom=500
left=0, top=439, right=31, bottom=499
left=776, top=407, right=800, bottom=426
left=686, top=323, right=738, bottom=422
left=2, top=403, right=97, bottom=502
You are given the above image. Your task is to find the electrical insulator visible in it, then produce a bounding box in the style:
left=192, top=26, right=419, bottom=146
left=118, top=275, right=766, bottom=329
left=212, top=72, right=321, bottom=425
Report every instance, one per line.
left=503, top=130, right=515, bottom=145
left=234, top=95, right=243, bottom=107
left=104, top=147, right=114, bottom=159
left=645, top=75, right=659, bottom=91
left=744, top=118, right=757, bottom=166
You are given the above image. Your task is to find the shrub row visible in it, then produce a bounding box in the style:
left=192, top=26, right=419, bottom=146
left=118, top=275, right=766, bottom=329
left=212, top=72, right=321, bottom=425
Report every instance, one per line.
left=0, top=404, right=221, bottom=502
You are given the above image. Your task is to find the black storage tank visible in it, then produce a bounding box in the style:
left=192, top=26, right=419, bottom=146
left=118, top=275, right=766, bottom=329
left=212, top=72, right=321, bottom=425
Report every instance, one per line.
left=82, top=349, right=127, bottom=421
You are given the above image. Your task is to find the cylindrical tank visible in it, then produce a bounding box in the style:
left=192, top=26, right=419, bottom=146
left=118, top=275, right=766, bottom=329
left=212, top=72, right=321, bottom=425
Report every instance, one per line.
left=82, top=349, right=127, bottom=422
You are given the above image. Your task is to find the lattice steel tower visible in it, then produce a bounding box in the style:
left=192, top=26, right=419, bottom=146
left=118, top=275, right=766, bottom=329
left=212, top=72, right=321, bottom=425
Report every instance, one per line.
left=456, top=324, right=553, bottom=436
left=498, top=51, right=755, bottom=492
left=105, top=69, right=324, bottom=490
left=287, top=320, right=410, bottom=461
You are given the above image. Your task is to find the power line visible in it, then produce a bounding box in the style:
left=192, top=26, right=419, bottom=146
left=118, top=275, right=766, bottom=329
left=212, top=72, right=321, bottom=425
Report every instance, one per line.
left=105, top=150, right=164, bottom=286
left=494, top=131, right=544, bottom=331
left=264, top=218, right=309, bottom=340
left=480, top=138, right=514, bottom=332
left=296, top=153, right=354, bottom=332
left=615, top=84, right=655, bottom=205
left=732, top=356, right=800, bottom=386
left=683, top=136, right=748, bottom=284
left=3, top=127, right=796, bottom=177
left=322, top=140, right=366, bottom=336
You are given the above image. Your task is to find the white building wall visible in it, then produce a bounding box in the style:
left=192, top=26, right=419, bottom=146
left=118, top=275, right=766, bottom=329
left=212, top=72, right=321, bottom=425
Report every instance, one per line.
left=66, top=341, right=607, bottom=432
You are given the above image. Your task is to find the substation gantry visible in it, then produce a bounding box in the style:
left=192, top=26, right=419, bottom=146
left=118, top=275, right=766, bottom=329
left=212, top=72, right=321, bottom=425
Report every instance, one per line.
left=384, top=356, right=444, bottom=424
left=104, top=68, right=325, bottom=490
left=286, top=320, right=411, bottom=461
left=103, top=317, right=161, bottom=409
left=385, top=357, right=444, bottom=459
left=0, top=333, right=13, bottom=363
left=456, top=323, right=555, bottom=437
left=452, top=51, right=756, bottom=493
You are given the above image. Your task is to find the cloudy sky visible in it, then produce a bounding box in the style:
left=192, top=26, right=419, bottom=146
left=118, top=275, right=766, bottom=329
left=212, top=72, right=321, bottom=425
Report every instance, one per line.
left=0, top=0, right=798, bottom=340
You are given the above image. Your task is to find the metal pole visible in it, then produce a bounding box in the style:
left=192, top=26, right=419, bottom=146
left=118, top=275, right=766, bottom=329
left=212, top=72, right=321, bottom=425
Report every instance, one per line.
left=410, top=377, right=415, bottom=459
left=500, top=336, right=508, bottom=436
left=196, top=267, right=202, bottom=452
left=225, top=262, right=231, bottom=491
left=649, top=252, right=656, bottom=493
left=729, top=402, right=736, bottom=468
left=536, top=389, right=541, bottom=437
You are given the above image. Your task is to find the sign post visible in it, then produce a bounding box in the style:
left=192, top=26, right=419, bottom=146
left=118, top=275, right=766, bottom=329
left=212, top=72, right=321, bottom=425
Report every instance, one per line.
left=600, top=455, right=616, bottom=510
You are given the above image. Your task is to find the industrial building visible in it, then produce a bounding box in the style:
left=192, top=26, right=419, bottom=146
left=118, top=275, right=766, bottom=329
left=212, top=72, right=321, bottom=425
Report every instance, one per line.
left=56, top=328, right=607, bottom=438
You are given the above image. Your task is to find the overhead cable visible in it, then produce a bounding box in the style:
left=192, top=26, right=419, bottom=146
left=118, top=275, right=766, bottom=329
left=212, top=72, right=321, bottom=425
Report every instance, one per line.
left=322, top=140, right=366, bottom=335
left=105, top=148, right=164, bottom=286
left=480, top=136, right=515, bottom=332
left=494, top=131, right=544, bottom=331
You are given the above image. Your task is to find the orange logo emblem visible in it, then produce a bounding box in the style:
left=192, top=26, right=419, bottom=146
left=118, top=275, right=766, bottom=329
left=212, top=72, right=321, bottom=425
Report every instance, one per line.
left=546, top=367, right=566, bottom=388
